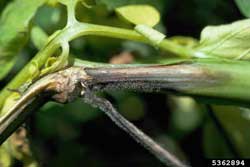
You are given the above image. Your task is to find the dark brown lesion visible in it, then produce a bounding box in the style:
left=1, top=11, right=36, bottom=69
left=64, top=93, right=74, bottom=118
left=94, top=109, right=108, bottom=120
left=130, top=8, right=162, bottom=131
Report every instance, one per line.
left=47, top=67, right=91, bottom=103
left=85, top=63, right=226, bottom=93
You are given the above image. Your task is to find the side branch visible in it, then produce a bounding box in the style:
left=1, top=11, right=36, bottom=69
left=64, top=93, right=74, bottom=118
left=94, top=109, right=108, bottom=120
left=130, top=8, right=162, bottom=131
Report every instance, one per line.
left=83, top=89, right=188, bottom=167
left=0, top=67, right=90, bottom=144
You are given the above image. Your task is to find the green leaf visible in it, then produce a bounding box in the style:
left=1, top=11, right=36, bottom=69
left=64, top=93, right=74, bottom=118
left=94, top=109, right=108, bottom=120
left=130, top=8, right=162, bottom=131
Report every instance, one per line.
left=195, top=19, right=250, bottom=60
left=47, top=0, right=59, bottom=6
left=96, top=0, right=166, bottom=13
left=115, top=5, right=160, bottom=27
left=31, top=26, right=49, bottom=49
left=0, top=146, right=11, bottom=167
left=110, top=92, right=145, bottom=121
left=235, top=0, right=250, bottom=17
left=0, top=0, right=46, bottom=80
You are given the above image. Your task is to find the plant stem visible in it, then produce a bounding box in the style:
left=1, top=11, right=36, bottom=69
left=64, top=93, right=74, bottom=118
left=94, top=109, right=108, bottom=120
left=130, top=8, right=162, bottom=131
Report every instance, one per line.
left=0, top=66, right=89, bottom=143
left=66, top=22, right=196, bottom=58
left=81, top=59, right=250, bottom=105
left=0, top=96, right=46, bottom=144
left=0, top=22, right=196, bottom=110
left=3, top=59, right=250, bottom=143
left=83, top=89, right=189, bottom=167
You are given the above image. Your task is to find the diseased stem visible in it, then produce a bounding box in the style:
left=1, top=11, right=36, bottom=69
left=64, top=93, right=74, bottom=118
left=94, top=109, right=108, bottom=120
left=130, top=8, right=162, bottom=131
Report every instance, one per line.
left=83, top=88, right=189, bottom=167
left=3, top=58, right=250, bottom=141
left=0, top=66, right=89, bottom=144
left=0, top=96, right=47, bottom=144
left=2, top=60, right=250, bottom=163
left=0, top=65, right=191, bottom=166
left=83, top=59, right=250, bottom=105
left=0, top=21, right=197, bottom=110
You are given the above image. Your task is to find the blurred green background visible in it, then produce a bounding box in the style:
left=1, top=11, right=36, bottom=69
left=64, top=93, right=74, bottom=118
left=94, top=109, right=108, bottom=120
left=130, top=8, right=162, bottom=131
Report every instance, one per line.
left=1, top=0, right=250, bottom=167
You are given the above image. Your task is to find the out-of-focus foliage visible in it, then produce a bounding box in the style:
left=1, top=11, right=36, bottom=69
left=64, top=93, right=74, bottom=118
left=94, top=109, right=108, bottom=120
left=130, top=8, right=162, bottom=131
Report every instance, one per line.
left=235, top=0, right=250, bottom=17
left=4, top=127, right=38, bottom=167
left=115, top=5, right=160, bottom=27
left=96, top=0, right=166, bottom=12
left=168, top=96, right=204, bottom=139
left=0, top=0, right=46, bottom=79
left=34, top=5, right=64, bottom=35
left=0, top=146, right=11, bottom=167
left=110, top=92, right=145, bottom=121
left=31, top=26, right=49, bottom=49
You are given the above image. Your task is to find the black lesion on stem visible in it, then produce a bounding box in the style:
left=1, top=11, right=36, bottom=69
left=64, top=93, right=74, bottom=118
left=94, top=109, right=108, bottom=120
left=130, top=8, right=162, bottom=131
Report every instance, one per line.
left=84, top=64, right=220, bottom=94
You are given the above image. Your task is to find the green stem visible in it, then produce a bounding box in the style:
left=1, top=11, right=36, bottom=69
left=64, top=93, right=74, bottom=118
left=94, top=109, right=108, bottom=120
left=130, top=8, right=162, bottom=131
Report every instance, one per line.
left=66, top=22, right=195, bottom=57
left=0, top=22, right=195, bottom=110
